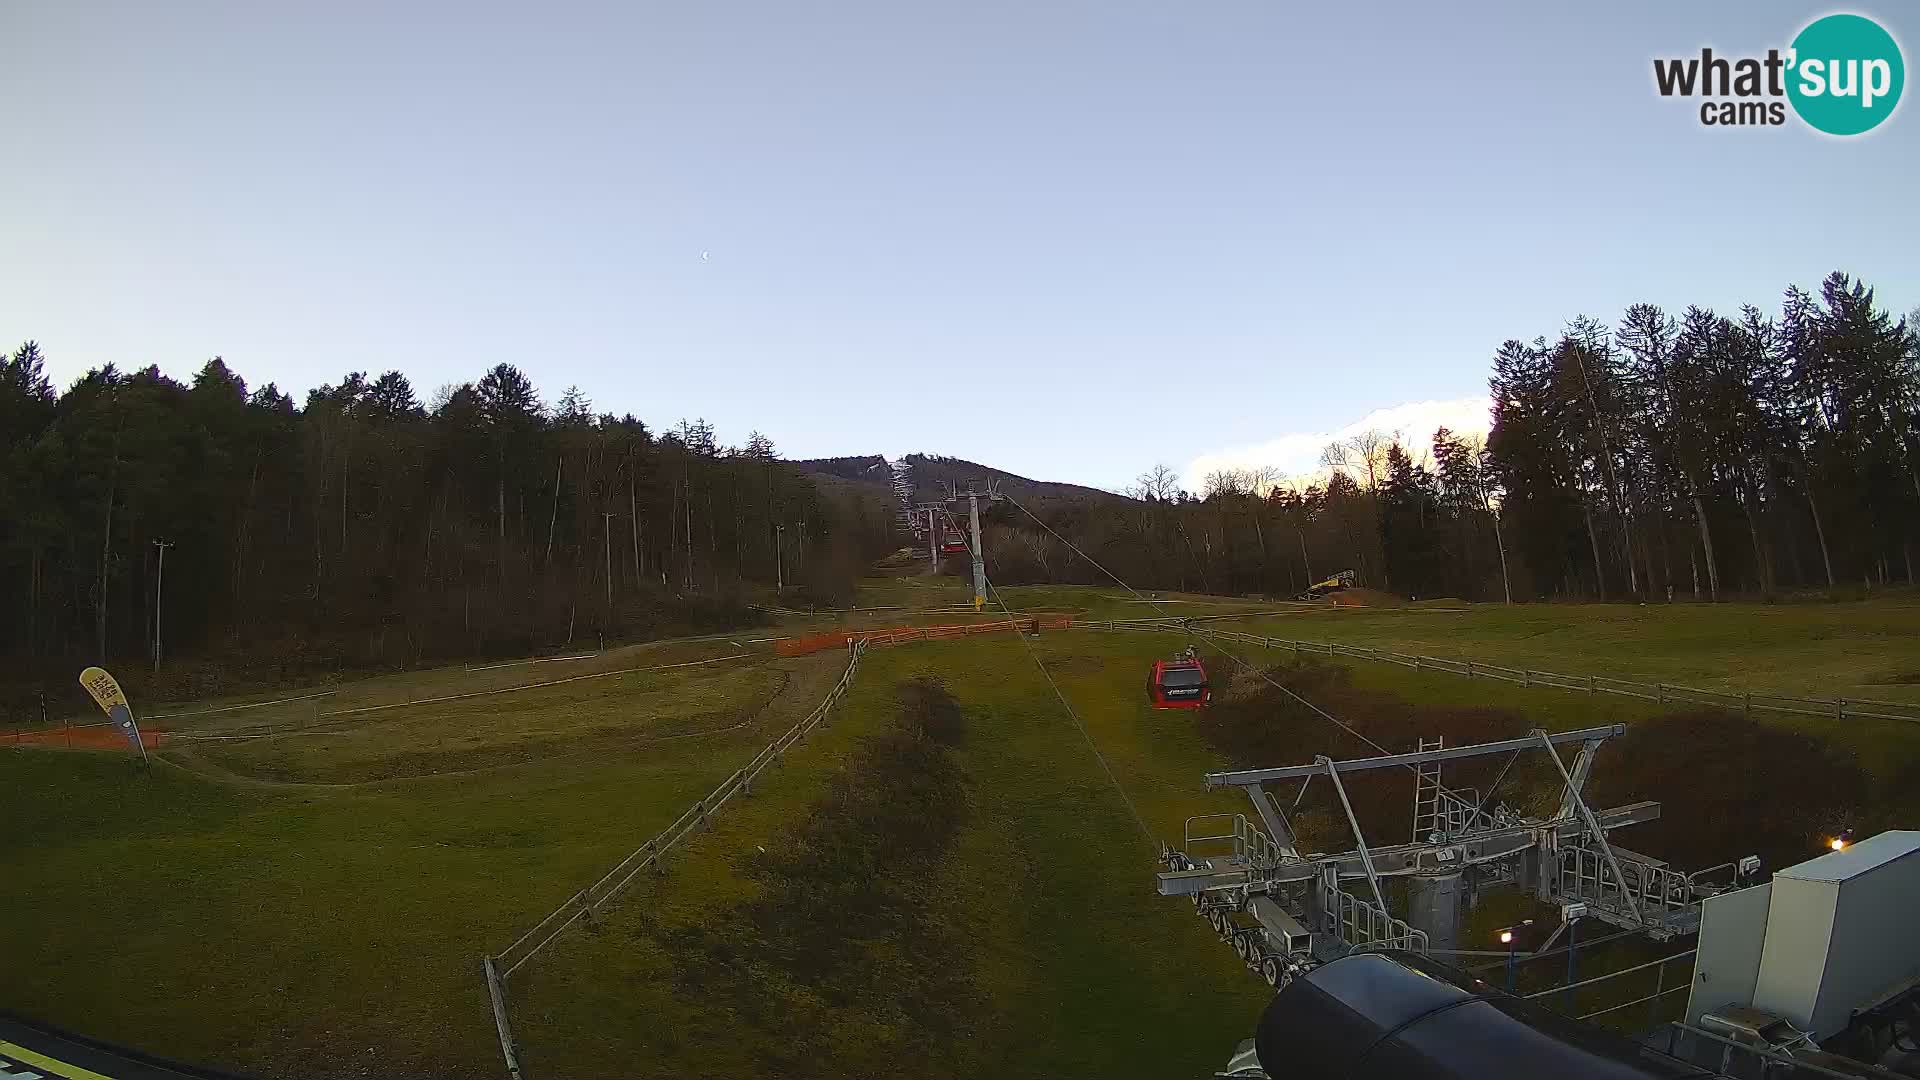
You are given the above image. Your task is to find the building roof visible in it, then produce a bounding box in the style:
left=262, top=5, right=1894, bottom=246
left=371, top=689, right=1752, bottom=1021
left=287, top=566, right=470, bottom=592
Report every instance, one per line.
left=1778, top=830, right=1920, bottom=883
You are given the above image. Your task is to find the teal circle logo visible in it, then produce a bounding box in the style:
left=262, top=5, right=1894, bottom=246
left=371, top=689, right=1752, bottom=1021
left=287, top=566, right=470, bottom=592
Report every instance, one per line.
left=1787, top=14, right=1905, bottom=135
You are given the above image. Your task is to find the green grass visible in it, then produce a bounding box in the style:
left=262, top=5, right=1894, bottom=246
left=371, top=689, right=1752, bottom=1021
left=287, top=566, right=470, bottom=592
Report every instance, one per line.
left=123, top=636, right=763, bottom=733
left=508, top=637, right=1266, bottom=1079
left=1233, top=598, right=1920, bottom=701
left=181, top=651, right=783, bottom=785
left=842, top=573, right=1281, bottom=624
left=1216, top=600, right=1920, bottom=778
left=0, top=650, right=850, bottom=1079
left=6, top=586, right=1920, bottom=1078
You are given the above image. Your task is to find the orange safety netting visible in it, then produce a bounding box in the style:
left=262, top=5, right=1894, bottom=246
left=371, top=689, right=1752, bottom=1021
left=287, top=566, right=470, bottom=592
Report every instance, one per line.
left=3, top=724, right=167, bottom=751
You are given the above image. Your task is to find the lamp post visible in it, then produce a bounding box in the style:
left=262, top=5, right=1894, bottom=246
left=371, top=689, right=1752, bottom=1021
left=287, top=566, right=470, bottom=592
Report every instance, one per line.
left=1561, top=902, right=1589, bottom=1012
left=151, top=539, right=174, bottom=673
left=1498, top=919, right=1534, bottom=992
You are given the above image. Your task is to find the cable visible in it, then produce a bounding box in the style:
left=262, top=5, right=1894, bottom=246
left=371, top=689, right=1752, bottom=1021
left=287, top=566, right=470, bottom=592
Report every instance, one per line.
left=1008, top=496, right=1392, bottom=754
left=946, top=506, right=1158, bottom=851
left=1003, top=491, right=1477, bottom=800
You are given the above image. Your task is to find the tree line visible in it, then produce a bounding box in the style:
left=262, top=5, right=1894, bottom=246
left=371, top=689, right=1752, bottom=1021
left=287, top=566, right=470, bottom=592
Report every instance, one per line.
left=0, top=351, right=895, bottom=710
left=980, top=271, right=1918, bottom=603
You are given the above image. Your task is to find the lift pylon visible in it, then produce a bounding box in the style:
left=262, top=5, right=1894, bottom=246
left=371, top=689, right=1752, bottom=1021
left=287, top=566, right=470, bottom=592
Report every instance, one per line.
left=943, top=480, right=1003, bottom=610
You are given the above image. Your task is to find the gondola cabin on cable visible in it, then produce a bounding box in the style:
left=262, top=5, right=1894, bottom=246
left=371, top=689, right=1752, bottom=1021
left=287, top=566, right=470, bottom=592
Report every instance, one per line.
left=1147, top=650, right=1210, bottom=709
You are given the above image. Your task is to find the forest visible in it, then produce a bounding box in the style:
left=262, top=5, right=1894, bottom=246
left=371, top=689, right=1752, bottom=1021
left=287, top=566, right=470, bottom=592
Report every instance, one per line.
left=5, top=270, right=1913, bottom=712
left=981, top=271, right=1920, bottom=603
left=0, top=354, right=897, bottom=712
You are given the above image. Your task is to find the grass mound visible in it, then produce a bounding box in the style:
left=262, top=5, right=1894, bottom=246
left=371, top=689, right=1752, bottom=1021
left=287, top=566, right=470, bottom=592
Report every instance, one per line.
left=1590, top=711, right=1869, bottom=872
left=662, top=677, right=984, bottom=1079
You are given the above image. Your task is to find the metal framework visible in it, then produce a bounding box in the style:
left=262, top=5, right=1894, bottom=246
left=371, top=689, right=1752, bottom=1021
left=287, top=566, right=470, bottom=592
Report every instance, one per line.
left=943, top=481, right=1004, bottom=609
left=1161, top=724, right=1755, bottom=990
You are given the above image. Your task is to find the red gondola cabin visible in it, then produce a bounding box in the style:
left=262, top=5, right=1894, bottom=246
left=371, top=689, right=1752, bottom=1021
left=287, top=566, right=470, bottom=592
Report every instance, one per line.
left=1147, top=655, right=1210, bottom=709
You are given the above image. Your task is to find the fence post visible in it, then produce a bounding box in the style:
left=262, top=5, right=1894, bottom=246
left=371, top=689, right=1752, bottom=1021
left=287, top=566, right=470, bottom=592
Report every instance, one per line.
left=1523, top=670, right=1532, bottom=688
left=1743, top=692, right=1751, bottom=719
left=1292, top=639, right=1300, bottom=655
left=1657, top=684, right=1665, bottom=705
left=1836, top=698, right=1845, bottom=721
left=1466, top=660, right=1475, bottom=679
left=1587, top=674, right=1595, bottom=695
left=483, top=956, right=526, bottom=1080
left=1648, top=956, right=1666, bottom=1029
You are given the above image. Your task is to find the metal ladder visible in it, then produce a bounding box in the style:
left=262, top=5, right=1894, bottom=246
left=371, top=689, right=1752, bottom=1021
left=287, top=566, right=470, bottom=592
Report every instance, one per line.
left=1412, top=736, right=1445, bottom=842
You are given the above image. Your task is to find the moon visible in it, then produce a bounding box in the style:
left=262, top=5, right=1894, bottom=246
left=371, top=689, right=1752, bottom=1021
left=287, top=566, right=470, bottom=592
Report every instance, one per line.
left=701, top=250, right=710, bottom=262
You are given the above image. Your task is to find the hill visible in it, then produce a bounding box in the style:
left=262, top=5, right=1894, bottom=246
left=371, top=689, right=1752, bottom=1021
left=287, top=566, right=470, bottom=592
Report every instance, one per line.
left=896, top=453, right=1123, bottom=505
left=789, top=454, right=894, bottom=483
left=794, top=452, right=1125, bottom=514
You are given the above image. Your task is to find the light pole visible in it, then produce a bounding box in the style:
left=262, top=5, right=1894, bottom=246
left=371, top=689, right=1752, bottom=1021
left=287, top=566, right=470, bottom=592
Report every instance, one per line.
left=1497, top=918, right=1533, bottom=992
left=151, top=539, right=174, bottom=673
left=1561, top=902, right=1588, bottom=1012
left=602, top=512, right=615, bottom=614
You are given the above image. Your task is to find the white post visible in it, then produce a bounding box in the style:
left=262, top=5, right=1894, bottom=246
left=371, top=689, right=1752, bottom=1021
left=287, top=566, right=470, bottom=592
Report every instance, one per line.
left=151, top=538, right=173, bottom=673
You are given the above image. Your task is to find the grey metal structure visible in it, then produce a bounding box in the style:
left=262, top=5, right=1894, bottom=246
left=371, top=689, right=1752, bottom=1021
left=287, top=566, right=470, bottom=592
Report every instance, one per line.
left=1161, top=724, right=1755, bottom=990
left=944, top=481, right=1004, bottom=608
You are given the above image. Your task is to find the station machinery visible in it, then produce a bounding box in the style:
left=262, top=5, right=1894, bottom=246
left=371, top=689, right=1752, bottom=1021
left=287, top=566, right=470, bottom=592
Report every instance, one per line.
left=1164, top=725, right=1920, bottom=1079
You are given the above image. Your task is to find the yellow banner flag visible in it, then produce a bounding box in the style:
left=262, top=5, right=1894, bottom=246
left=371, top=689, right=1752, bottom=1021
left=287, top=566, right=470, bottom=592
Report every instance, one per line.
left=77, top=666, right=147, bottom=761
left=78, top=666, right=128, bottom=714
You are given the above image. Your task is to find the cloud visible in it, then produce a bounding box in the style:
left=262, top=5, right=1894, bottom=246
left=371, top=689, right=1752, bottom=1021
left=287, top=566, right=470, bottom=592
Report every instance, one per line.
left=1182, top=396, right=1492, bottom=492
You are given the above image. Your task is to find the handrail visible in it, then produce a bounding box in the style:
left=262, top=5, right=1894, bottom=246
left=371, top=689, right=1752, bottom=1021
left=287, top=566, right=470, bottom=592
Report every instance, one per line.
left=491, top=640, right=866, bottom=977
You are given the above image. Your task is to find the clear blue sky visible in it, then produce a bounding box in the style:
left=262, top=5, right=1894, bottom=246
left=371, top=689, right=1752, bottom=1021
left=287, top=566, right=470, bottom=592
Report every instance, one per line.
left=4, top=2, right=1915, bottom=490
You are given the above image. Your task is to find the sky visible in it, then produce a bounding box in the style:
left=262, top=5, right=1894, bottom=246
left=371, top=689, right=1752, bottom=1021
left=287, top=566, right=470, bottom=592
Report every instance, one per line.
left=4, top=2, right=1917, bottom=493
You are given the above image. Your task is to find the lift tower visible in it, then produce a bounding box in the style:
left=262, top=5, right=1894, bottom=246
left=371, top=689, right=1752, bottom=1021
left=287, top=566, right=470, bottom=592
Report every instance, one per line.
left=946, top=481, right=1004, bottom=610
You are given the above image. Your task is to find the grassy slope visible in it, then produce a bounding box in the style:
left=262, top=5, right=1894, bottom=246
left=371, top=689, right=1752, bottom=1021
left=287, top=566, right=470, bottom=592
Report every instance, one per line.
left=7, top=586, right=1920, bottom=1077
left=1222, top=600, right=1920, bottom=777
left=509, top=637, right=1266, bottom=1079
left=0, top=651, right=846, bottom=1079
left=1235, top=599, right=1920, bottom=701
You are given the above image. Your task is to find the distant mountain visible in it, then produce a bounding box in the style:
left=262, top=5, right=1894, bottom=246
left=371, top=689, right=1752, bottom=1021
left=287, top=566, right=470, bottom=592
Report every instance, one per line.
left=893, top=454, right=1122, bottom=505
left=790, top=454, right=894, bottom=483
left=793, top=452, right=1126, bottom=521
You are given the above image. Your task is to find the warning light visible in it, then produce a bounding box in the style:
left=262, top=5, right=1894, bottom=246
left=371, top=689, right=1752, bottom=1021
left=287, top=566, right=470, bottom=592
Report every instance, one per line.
left=1830, top=837, right=1848, bottom=852
left=1499, top=930, right=1514, bottom=945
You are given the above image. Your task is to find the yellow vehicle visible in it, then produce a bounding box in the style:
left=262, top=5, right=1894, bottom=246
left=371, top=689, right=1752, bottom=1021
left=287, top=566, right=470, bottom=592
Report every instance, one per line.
left=1298, top=569, right=1357, bottom=600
